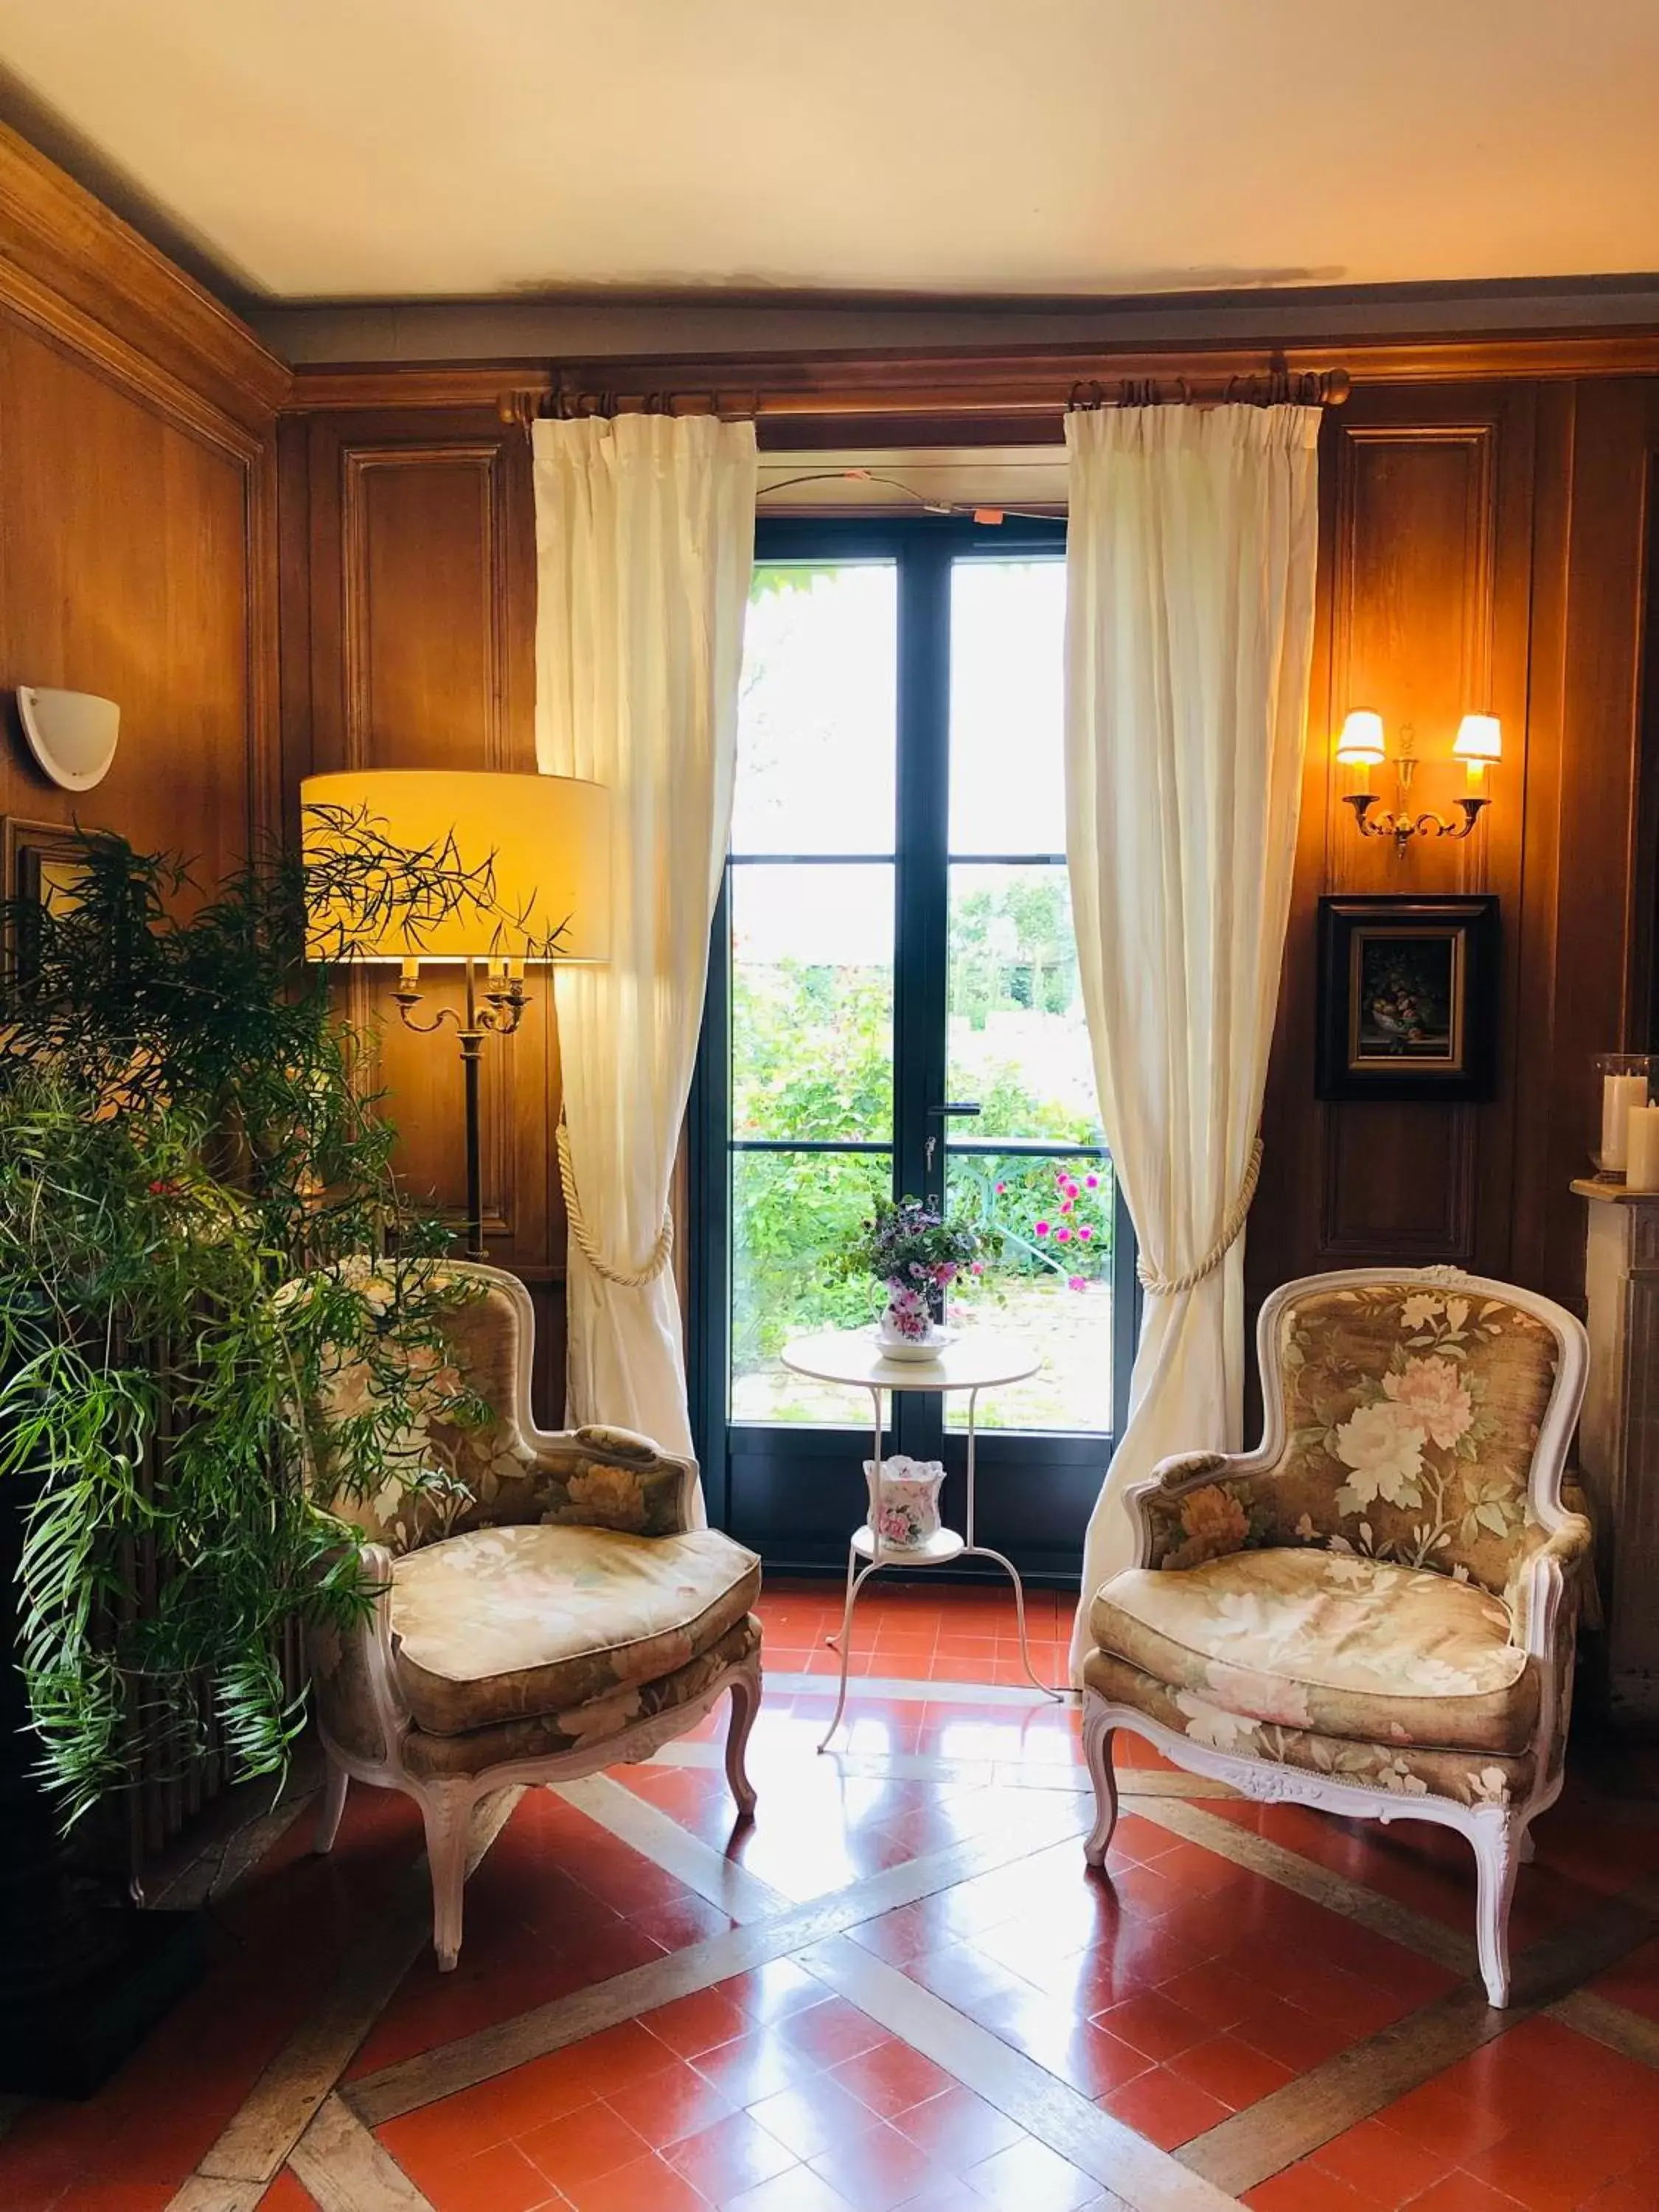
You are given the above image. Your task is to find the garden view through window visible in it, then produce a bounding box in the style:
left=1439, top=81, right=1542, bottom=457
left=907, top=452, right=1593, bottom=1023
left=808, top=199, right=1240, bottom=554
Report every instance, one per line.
left=723, top=541, right=1116, bottom=1436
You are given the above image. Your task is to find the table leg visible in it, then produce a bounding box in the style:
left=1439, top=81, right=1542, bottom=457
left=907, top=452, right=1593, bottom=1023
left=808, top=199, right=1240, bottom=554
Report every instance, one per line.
left=818, top=1383, right=887, bottom=1753
left=964, top=1542, right=1066, bottom=1699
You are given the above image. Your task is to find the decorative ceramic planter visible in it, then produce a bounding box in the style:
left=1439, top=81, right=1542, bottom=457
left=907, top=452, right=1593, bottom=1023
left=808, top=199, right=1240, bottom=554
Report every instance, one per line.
left=863, top=1455, right=947, bottom=1552
left=878, top=1283, right=946, bottom=1357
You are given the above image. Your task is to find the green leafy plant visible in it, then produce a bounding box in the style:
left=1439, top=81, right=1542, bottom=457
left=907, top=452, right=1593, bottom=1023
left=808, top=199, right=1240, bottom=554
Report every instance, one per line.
left=0, top=818, right=543, bottom=1825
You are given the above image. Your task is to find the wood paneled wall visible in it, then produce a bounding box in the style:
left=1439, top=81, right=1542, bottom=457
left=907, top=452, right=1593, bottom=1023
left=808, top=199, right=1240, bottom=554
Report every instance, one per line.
left=0, top=127, right=283, bottom=877
left=277, top=408, right=567, bottom=1417
left=1250, top=378, right=1659, bottom=1327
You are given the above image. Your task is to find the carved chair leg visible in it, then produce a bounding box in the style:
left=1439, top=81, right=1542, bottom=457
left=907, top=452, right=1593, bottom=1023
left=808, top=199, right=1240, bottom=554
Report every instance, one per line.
left=421, top=1781, right=476, bottom=1973
left=725, top=1659, right=761, bottom=1821
left=1082, top=1698, right=1119, bottom=1868
left=1471, top=1805, right=1520, bottom=2008
left=314, top=1756, right=349, bottom=1856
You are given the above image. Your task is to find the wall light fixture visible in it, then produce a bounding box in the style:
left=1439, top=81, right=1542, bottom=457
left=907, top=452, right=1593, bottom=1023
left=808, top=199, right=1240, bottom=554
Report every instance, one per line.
left=1338, top=712, right=1500, bottom=849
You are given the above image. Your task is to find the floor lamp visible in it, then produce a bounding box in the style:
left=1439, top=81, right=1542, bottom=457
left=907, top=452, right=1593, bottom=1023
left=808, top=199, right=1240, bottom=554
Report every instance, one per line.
left=300, top=768, right=611, bottom=1260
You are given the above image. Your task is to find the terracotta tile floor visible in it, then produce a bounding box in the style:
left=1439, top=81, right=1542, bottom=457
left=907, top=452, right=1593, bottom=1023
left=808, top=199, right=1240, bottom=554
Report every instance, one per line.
left=5, top=1577, right=1659, bottom=2210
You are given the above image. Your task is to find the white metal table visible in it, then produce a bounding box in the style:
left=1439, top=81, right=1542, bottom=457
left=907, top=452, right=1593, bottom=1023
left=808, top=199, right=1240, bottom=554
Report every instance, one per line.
left=779, top=1328, right=1063, bottom=1749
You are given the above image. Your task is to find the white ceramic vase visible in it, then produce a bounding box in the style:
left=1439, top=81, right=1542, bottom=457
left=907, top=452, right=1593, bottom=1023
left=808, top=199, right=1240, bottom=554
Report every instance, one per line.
left=863, top=1455, right=947, bottom=1551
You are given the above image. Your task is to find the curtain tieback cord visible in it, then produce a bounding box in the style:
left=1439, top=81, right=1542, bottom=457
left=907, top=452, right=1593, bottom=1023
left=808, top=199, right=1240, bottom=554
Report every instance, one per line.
left=1136, top=1136, right=1265, bottom=1298
left=557, top=1116, right=675, bottom=1289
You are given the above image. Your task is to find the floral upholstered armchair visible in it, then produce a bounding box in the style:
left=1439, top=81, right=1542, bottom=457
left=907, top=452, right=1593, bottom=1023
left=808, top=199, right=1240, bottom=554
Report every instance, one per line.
left=304, top=1262, right=762, bottom=1969
left=1079, top=1267, right=1589, bottom=2008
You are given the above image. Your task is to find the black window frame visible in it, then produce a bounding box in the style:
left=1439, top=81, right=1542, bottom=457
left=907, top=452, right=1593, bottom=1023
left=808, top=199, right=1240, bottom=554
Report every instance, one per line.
left=689, top=511, right=1139, bottom=1579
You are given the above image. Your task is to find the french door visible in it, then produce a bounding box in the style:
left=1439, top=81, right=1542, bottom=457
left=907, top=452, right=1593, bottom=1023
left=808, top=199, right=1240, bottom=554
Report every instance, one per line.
left=691, top=515, right=1136, bottom=1579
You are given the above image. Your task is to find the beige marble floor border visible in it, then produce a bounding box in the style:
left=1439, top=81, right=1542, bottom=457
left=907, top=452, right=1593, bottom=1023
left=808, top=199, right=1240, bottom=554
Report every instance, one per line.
left=290, top=2093, right=439, bottom=2212
left=169, top=1787, right=524, bottom=2208
left=807, top=1935, right=1234, bottom=2212
left=1177, top=1871, right=1659, bottom=2194
left=347, top=1795, right=1093, bottom=2126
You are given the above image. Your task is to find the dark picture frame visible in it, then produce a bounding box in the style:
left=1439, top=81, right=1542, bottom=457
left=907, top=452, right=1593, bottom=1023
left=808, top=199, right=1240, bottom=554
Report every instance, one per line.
left=1315, top=894, right=1499, bottom=1102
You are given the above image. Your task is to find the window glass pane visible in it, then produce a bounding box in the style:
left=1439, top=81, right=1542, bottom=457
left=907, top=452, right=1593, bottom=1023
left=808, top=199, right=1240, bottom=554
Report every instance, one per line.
left=733, top=563, right=897, bottom=855
left=731, top=863, right=893, bottom=1143
left=945, top=1150, right=1114, bottom=1433
left=948, top=559, right=1066, bottom=857
left=947, top=863, right=1101, bottom=1145
left=731, top=1148, right=891, bottom=1423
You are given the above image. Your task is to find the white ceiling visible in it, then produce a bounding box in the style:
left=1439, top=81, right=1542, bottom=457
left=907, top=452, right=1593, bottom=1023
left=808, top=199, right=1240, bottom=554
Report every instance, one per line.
left=0, top=0, right=1656, bottom=303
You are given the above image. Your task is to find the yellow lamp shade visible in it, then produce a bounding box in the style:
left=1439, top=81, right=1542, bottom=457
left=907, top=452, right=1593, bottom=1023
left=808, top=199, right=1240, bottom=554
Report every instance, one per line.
left=1453, top=714, right=1502, bottom=763
left=1335, top=709, right=1386, bottom=765
left=300, top=769, right=610, bottom=964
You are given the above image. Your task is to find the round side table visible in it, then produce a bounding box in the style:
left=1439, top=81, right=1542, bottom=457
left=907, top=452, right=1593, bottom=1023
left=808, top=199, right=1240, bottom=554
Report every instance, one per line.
left=779, top=1327, right=1065, bottom=1750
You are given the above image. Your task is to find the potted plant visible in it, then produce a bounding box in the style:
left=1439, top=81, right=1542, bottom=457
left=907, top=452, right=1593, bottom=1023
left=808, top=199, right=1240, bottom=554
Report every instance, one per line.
left=842, top=1194, right=987, bottom=1357
left=0, top=816, right=547, bottom=1836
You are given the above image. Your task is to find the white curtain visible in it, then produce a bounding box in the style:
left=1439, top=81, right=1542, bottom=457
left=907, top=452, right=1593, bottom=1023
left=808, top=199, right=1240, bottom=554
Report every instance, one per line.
left=533, top=412, right=757, bottom=1490
left=1064, top=403, right=1321, bottom=1679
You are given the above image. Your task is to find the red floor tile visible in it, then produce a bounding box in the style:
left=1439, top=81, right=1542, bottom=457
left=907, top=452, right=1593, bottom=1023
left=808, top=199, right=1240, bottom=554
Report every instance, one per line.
left=417, top=2138, right=560, bottom=2212
left=890, top=2082, right=1026, bottom=2172
left=602, top=2056, right=737, bottom=2150
left=1098, top=2065, right=1232, bottom=2149
left=516, top=2101, right=651, bottom=2193
left=664, top=2107, right=801, bottom=2199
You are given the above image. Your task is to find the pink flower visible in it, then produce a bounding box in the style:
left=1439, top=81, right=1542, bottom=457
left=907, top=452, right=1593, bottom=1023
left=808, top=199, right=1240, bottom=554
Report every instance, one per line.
left=995, top=1180, right=1006, bottom=1194
left=1381, top=1357, right=1474, bottom=1450
left=908, top=1262, right=925, bottom=1278
left=970, top=1261, right=984, bottom=1276
left=934, top=1262, right=957, bottom=1285
left=1062, top=1180, right=1079, bottom=1199
left=1085, top=1173, right=1099, bottom=1189
left=1060, top=1197, right=1074, bottom=1213
left=1077, top=1225, right=1093, bottom=1241
left=1034, top=1220, right=1050, bottom=1237
left=1067, top=1274, right=1086, bottom=1291
left=1055, top=1225, right=1071, bottom=1242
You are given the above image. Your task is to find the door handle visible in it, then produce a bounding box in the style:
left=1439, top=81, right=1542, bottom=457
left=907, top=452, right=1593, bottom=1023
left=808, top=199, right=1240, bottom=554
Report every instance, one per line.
left=928, top=1102, right=981, bottom=1118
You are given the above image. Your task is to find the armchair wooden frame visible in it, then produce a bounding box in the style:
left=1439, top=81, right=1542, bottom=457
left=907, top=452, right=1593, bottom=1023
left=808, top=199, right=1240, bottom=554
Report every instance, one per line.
left=1080, top=1265, right=1590, bottom=2010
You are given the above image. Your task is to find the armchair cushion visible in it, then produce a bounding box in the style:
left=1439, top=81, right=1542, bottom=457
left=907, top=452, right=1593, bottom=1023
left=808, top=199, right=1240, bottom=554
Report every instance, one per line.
left=1082, top=1646, right=1534, bottom=1810
left=1090, top=1547, right=1535, bottom=1756
left=390, top=1524, right=762, bottom=1735
left=403, top=1615, right=761, bottom=1779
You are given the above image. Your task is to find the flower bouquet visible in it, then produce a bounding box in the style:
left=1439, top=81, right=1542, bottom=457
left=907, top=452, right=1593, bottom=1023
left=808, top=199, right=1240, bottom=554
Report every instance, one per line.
left=841, top=1194, right=986, bottom=1357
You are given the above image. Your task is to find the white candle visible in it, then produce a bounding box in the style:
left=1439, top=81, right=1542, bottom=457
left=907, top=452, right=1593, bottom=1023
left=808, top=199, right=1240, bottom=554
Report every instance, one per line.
left=1602, top=1074, right=1650, bottom=1171
left=1628, top=1106, right=1659, bottom=1192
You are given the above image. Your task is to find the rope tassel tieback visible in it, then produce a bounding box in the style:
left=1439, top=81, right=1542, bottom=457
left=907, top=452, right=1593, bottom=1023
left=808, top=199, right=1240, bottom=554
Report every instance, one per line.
left=1135, top=1136, right=1265, bottom=1298
left=556, top=1117, right=674, bottom=1288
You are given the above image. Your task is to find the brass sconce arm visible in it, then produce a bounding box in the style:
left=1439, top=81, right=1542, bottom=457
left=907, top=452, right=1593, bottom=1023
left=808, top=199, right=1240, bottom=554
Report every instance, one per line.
left=1341, top=792, right=1491, bottom=849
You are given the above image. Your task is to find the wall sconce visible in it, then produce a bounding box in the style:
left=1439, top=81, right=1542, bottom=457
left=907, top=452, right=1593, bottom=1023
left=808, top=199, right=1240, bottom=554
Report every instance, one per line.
left=16, top=687, right=120, bottom=791
left=1337, top=711, right=1500, bottom=849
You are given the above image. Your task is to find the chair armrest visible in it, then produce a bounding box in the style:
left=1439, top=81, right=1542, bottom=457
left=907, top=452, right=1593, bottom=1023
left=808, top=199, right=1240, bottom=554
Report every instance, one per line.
left=1504, top=1513, right=1593, bottom=1658
left=1122, top=1450, right=1282, bottom=1571
left=526, top=1424, right=700, bottom=1537
left=307, top=1541, right=411, bottom=1769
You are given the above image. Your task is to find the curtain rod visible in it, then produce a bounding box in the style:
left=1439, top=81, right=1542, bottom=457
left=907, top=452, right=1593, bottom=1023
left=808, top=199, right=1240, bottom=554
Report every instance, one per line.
left=496, top=366, right=1352, bottom=431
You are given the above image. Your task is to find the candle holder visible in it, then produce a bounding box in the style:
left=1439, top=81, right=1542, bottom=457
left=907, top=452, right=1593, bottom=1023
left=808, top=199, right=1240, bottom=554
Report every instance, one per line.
left=1593, top=1054, right=1657, bottom=1180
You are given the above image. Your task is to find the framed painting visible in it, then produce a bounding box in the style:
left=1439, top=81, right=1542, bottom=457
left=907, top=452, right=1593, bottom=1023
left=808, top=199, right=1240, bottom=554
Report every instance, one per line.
left=1315, top=894, right=1499, bottom=1102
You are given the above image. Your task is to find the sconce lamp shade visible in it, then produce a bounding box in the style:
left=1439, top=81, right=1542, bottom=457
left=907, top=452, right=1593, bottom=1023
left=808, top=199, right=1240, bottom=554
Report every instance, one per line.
left=1335, top=709, right=1387, bottom=765
left=300, top=768, right=611, bottom=964
left=1453, top=714, right=1503, bottom=763
left=17, top=686, right=120, bottom=791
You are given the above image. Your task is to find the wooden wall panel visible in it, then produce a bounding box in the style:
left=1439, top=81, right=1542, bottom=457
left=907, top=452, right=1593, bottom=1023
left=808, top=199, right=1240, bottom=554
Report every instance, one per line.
left=284, top=409, right=566, bottom=1420
left=0, top=321, right=270, bottom=873
left=1254, top=375, right=1659, bottom=1330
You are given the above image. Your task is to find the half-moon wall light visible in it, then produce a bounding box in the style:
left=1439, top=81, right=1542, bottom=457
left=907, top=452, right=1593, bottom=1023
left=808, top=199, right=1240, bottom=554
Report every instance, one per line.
left=16, top=687, right=120, bottom=792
